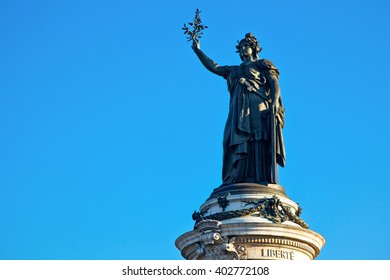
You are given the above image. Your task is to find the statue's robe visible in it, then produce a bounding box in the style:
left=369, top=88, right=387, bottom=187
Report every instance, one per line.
left=218, top=59, right=286, bottom=184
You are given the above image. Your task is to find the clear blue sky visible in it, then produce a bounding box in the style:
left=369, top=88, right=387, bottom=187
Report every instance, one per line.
left=1, top=0, right=389, bottom=260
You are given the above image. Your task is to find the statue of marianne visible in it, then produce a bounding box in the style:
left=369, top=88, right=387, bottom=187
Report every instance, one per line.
left=192, top=33, right=286, bottom=185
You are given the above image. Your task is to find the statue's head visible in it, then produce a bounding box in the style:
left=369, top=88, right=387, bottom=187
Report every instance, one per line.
left=236, top=33, right=262, bottom=61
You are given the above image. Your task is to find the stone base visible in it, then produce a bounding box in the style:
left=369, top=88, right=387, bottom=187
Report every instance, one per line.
left=175, top=183, right=325, bottom=260
left=208, top=183, right=287, bottom=199
left=176, top=219, right=324, bottom=260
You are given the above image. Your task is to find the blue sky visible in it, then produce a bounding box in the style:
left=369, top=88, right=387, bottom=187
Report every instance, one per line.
left=0, top=0, right=389, bottom=260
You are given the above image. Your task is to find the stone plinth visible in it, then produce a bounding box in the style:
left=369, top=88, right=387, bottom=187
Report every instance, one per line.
left=175, top=183, right=325, bottom=260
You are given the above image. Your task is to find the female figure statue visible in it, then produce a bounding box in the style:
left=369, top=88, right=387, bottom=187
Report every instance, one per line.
left=192, top=33, right=286, bottom=185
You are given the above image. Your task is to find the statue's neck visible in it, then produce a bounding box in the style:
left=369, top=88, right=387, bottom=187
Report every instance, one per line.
left=243, top=56, right=257, bottom=64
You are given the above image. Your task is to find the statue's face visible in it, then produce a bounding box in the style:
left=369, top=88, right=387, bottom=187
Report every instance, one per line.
left=239, top=42, right=253, bottom=58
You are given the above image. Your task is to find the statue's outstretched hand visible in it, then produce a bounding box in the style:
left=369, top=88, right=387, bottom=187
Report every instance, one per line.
left=192, top=38, right=200, bottom=51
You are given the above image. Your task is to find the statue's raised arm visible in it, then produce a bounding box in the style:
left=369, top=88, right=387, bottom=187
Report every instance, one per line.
left=191, top=38, right=228, bottom=77
left=182, top=9, right=230, bottom=78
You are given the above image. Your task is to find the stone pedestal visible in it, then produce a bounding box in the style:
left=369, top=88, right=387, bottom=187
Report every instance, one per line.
left=175, top=183, right=325, bottom=260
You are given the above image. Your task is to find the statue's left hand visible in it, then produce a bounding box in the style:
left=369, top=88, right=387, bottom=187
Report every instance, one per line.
left=271, top=103, right=278, bottom=114
left=271, top=104, right=285, bottom=127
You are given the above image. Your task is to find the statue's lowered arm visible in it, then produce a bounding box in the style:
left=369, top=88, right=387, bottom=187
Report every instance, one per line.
left=266, top=71, right=284, bottom=183
left=267, top=73, right=281, bottom=107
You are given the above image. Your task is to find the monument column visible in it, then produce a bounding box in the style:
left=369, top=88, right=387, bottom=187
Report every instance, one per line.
left=176, top=11, right=325, bottom=260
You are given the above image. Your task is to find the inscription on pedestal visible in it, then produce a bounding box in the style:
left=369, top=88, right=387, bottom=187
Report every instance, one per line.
left=261, top=248, right=294, bottom=260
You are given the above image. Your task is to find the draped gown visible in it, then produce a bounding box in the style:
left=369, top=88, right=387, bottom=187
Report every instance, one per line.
left=217, top=59, right=286, bottom=184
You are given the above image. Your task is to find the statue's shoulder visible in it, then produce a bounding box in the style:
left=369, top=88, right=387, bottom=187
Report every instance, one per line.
left=257, top=59, right=279, bottom=76
left=258, top=59, right=277, bottom=70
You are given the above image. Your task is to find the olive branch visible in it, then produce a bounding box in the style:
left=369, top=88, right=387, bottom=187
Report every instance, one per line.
left=182, top=9, right=208, bottom=42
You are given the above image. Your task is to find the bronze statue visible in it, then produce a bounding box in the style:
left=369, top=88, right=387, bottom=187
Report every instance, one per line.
left=191, top=32, right=286, bottom=185
left=184, top=12, right=285, bottom=185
